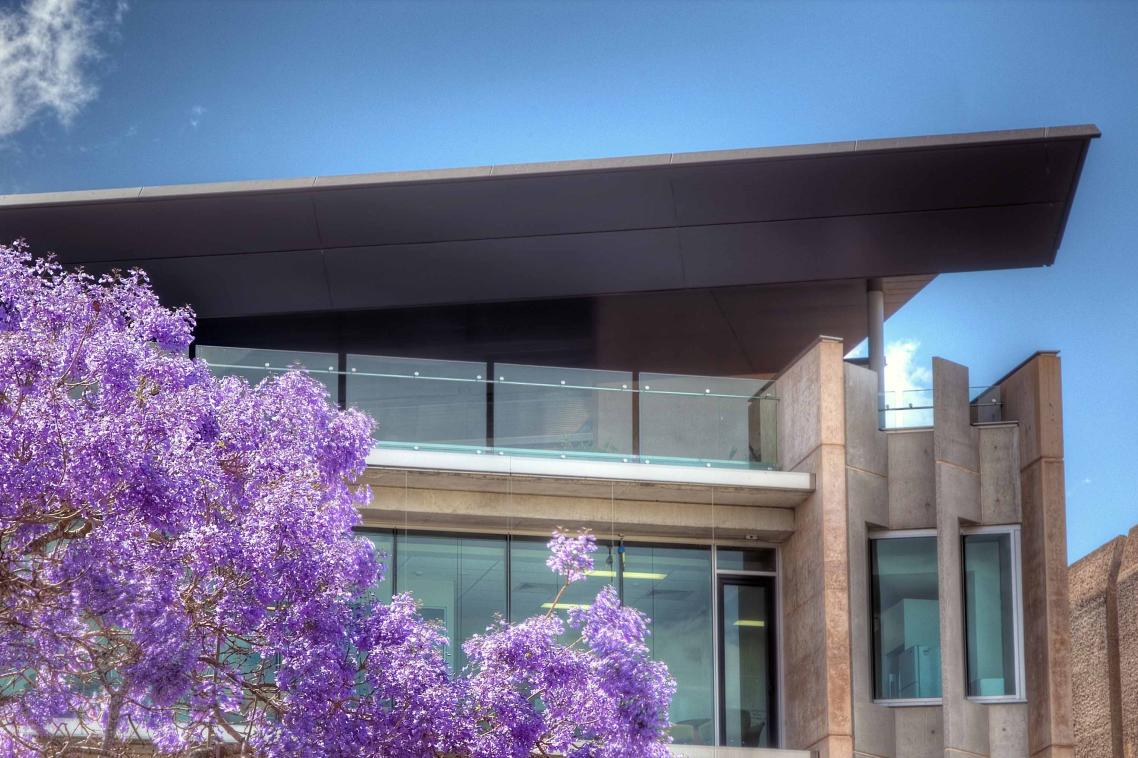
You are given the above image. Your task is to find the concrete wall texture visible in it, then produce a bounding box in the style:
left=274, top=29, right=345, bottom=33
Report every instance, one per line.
left=1070, top=524, right=1138, bottom=758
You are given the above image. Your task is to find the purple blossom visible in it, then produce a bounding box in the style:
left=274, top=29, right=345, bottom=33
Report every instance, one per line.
left=0, top=242, right=674, bottom=756
left=546, top=528, right=597, bottom=583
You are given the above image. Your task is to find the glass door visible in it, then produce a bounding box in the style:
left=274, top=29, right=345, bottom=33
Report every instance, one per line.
left=718, top=575, right=777, bottom=747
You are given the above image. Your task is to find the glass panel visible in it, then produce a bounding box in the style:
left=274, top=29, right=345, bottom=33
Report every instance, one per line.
left=493, top=364, right=632, bottom=457
left=347, top=355, right=487, bottom=448
left=964, top=533, right=1017, bottom=697
left=623, top=545, right=714, bottom=746
left=395, top=532, right=507, bottom=673
left=871, top=536, right=942, bottom=700
left=359, top=529, right=394, bottom=603
left=720, top=579, right=775, bottom=747
left=509, top=537, right=614, bottom=642
left=639, top=373, right=773, bottom=466
left=717, top=547, right=776, bottom=573
left=196, top=345, right=340, bottom=403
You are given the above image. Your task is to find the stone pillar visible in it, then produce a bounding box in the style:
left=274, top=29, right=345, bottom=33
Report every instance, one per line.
left=845, top=361, right=896, bottom=758
left=772, top=336, right=853, bottom=758
left=932, top=358, right=990, bottom=757
left=997, top=352, right=1074, bottom=758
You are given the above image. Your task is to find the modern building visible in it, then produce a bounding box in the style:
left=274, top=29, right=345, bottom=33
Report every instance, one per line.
left=1069, top=524, right=1138, bottom=758
left=0, top=124, right=1099, bottom=757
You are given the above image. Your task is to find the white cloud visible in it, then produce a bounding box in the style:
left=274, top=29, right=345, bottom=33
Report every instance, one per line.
left=0, top=0, right=125, bottom=139
left=189, top=104, right=204, bottom=129
left=882, top=339, right=933, bottom=427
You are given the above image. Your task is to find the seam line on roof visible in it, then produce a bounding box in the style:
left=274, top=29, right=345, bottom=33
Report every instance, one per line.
left=55, top=198, right=1063, bottom=266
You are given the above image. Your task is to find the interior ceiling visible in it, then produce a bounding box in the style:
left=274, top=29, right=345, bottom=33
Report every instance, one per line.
left=0, top=125, right=1096, bottom=375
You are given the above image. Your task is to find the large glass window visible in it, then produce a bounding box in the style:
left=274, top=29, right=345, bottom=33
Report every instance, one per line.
left=492, top=364, right=632, bottom=458
left=347, top=355, right=487, bottom=448
left=719, top=576, right=776, bottom=747
left=963, top=530, right=1022, bottom=699
left=508, top=536, right=613, bottom=643
left=196, top=345, right=340, bottom=403
left=356, top=531, right=766, bottom=746
left=394, top=533, right=507, bottom=673
left=359, top=530, right=394, bottom=603
left=622, top=545, right=714, bottom=746
left=870, top=534, right=942, bottom=701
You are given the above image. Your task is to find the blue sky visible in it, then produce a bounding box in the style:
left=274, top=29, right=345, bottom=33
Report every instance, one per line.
left=1, top=0, right=1135, bottom=560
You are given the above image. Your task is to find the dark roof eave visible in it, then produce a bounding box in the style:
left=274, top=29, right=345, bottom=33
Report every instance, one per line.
left=0, top=123, right=1101, bottom=209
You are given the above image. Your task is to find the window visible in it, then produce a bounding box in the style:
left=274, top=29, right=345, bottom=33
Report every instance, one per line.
left=962, top=528, right=1024, bottom=700
left=623, top=544, right=714, bottom=746
left=359, top=530, right=394, bottom=603
left=394, top=532, right=507, bottom=673
left=358, top=531, right=771, bottom=746
left=870, top=533, right=942, bottom=702
left=508, top=536, right=614, bottom=644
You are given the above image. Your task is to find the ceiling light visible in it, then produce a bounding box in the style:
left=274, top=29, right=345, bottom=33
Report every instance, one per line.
left=541, top=602, right=591, bottom=610
left=586, top=570, right=667, bottom=580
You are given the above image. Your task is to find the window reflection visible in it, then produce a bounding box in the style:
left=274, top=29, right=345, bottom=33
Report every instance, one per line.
left=394, top=533, right=507, bottom=673
left=964, top=532, right=1018, bottom=697
left=623, top=545, right=714, bottom=745
left=508, top=536, right=613, bottom=643
left=871, top=536, right=942, bottom=700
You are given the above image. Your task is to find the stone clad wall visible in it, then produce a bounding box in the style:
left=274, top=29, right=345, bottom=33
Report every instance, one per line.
left=1070, top=525, right=1138, bottom=758
left=771, top=336, right=854, bottom=758
left=845, top=352, right=1067, bottom=758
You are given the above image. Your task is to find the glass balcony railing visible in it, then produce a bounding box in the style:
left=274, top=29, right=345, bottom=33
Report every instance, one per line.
left=880, top=386, right=1004, bottom=429
left=196, top=346, right=780, bottom=470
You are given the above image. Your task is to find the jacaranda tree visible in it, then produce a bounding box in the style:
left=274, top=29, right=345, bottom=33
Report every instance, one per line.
left=0, top=242, right=674, bottom=757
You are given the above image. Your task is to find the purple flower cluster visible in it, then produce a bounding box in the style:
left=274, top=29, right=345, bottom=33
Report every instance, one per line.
left=0, top=242, right=674, bottom=757
left=546, top=528, right=597, bottom=583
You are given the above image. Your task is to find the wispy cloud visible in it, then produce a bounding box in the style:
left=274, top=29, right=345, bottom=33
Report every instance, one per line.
left=882, top=338, right=933, bottom=427
left=0, top=0, right=126, bottom=139
left=189, top=104, right=204, bottom=129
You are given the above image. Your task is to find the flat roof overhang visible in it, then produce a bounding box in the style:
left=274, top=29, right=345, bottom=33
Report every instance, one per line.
left=0, top=124, right=1099, bottom=324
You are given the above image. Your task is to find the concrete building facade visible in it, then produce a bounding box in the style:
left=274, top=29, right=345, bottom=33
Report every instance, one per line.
left=0, top=125, right=1101, bottom=757
left=1069, top=525, right=1138, bottom=758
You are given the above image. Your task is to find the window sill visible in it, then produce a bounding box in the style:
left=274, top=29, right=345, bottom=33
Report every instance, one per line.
left=872, top=698, right=943, bottom=707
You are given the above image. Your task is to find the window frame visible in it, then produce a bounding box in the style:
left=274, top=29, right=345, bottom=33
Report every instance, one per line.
left=867, top=528, right=943, bottom=707
left=960, top=524, right=1026, bottom=704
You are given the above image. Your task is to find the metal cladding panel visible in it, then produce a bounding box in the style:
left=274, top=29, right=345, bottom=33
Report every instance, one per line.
left=8, top=192, right=323, bottom=263
left=323, top=227, right=684, bottom=310
left=0, top=124, right=1099, bottom=323
left=667, top=140, right=1079, bottom=226
left=676, top=203, right=1063, bottom=288
left=312, top=169, right=678, bottom=247
left=85, top=249, right=332, bottom=316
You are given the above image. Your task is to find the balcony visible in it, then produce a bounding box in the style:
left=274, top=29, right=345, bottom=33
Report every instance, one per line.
left=196, top=346, right=782, bottom=473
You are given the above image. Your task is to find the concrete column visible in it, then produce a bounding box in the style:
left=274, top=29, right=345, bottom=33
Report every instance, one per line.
left=771, top=336, right=853, bottom=758
left=997, top=352, right=1075, bottom=758
left=931, top=358, right=989, bottom=758
left=867, top=279, right=886, bottom=427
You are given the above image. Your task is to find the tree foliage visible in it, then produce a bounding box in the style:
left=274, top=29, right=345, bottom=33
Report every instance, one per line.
left=0, top=242, right=674, bottom=757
